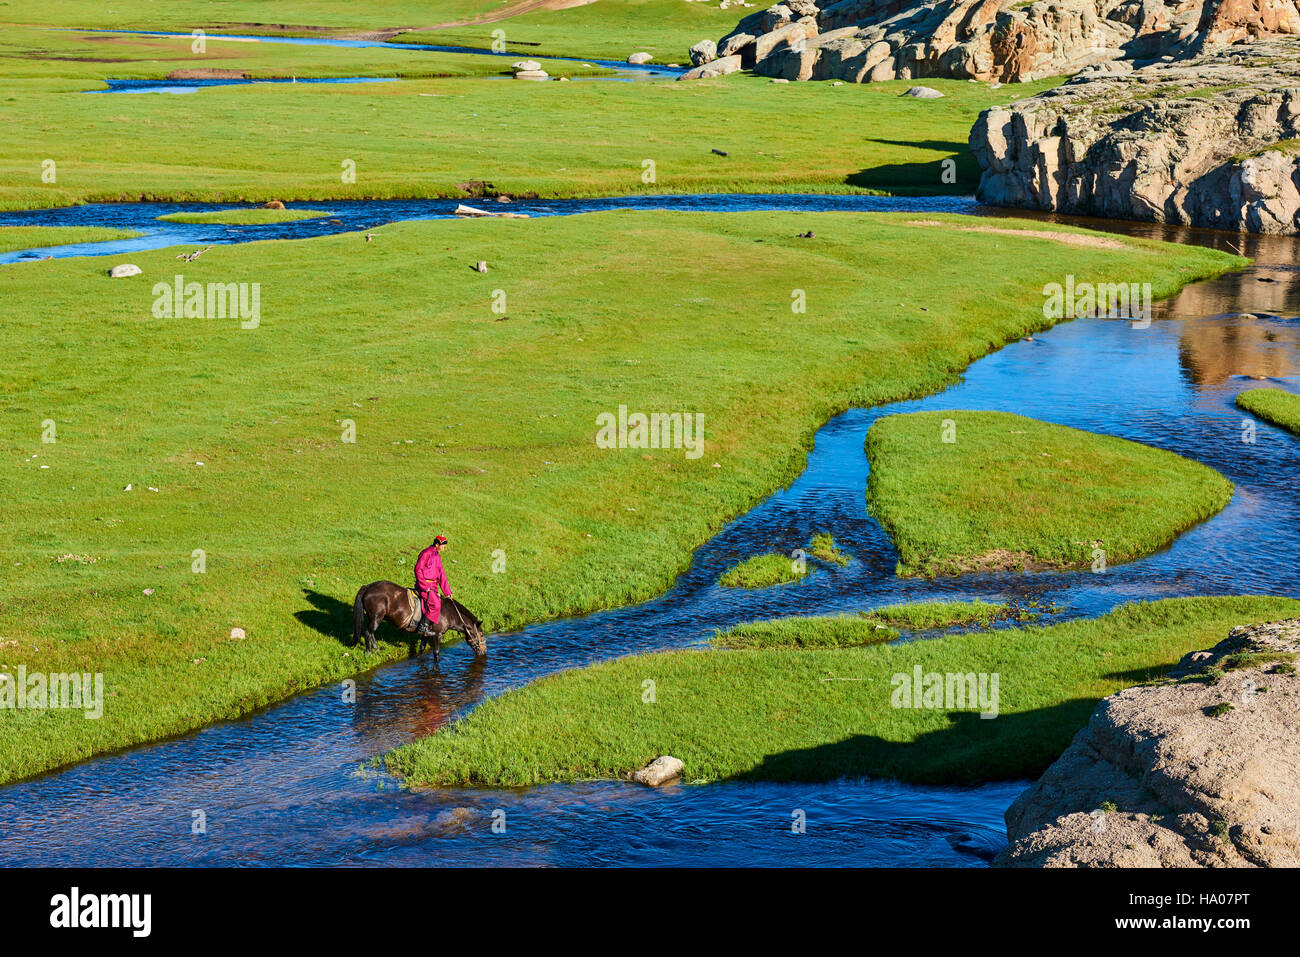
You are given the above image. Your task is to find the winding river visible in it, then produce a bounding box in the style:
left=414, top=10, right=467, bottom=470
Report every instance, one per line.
left=1, top=191, right=1298, bottom=866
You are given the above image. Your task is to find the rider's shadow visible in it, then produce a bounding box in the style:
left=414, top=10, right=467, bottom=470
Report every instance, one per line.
left=295, top=588, right=417, bottom=654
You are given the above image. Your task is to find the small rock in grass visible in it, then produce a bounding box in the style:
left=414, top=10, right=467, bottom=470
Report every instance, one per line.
left=230, top=627, right=247, bottom=640
left=770, top=78, right=789, bottom=83
left=109, top=264, right=142, bottom=278
left=632, top=755, right=684, bottom=786
left=143, top=588, right=155, bottom=596
left=476, top=261, right=488, bottom=273
left=712, top=148, right=729, bottom=156
left=903, top=86, right=944, bottom=98
left=628, top=52, right=653, bottom=64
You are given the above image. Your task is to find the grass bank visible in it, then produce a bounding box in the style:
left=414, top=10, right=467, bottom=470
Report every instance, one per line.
left=0, top=225, right=141, bottom=253
left=386, top=596, right=1300, bottom=787
left=0, top=210, right=1241, bottom=783
left=1237, top=387, right=1300, bottom=436
left=866, top=410, right=1234, bottom=577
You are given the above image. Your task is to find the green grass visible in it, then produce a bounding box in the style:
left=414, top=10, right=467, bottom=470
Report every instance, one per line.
left=393, top=0, right=743, bottom=63
left=866, top=411, right=1234, bottom=577
left=808, top=531, right=848, bottom=566
left=718, top=552, right=807, bottom=589
left=0, top=25, right=612, bottom=85
left=0, top=210, right=1242, bottom=784
left=1237, top=388, right=1300, bottom=436
left=156, top=207, right=332, bottom=225
left=714, top=600, right=1022, bottom=649
left=0, top=39, right=1063, bottom=211
left=385, top=596, right=1300, bottom=786
left=0, top=0, right=742, bottom=64
left=716, top=613, right=902, bottom=649
left=0, top=225, right=141, bottom=253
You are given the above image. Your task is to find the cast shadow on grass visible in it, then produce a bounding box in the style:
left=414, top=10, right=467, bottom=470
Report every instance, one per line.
left=295, top=588, right=419, bottom=656
left=849, top=139, right=974, bottom=192
left=728, top=699, right=1100, bottom=786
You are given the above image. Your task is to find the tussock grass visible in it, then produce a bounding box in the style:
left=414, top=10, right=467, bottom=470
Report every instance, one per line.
left=1237, top=387, right=1300, bottom=436
left=387, top=596, right=1300, bottom=786
left=866, top=410, right=1234, bottom=577
left=808, top=531, right=848, bottom=566
left=714, top=600, right=1020, bottom=649
left=156, top=208, right=332, bottom=225
left=718, top=553, right=806, bottom=588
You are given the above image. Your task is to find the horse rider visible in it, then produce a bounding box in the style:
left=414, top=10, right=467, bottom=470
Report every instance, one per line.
left=415, top=534, right=452, bottom=636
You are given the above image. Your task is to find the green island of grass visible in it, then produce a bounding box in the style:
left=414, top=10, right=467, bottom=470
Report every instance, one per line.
left=809, top=531, right=849, bottom=566
left=0, top=225, right=142, bottom=253
left=1237, top=388, right=1300, bottom=436
left=866, top=410, right=1234, bottom=578
left=718, top=553, right=806, bottom=588
left=719, top=533, right=851, bottom=587
left=385, top=596, right=1300, bottom=787
left=156, top=208, right=332, bottom=225
left=713, top=600, right=1018, bottom=649
left=0, top=210, right=1242, bottom=785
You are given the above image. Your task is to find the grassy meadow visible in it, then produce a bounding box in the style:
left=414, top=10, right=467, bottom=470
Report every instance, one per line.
left=0, top=22, right=1062, bottom=212
left=1237, top=387, right=1300, bottom=436
left=386, top=596, right=1300, bottom=786
left=866, top=411, right=1235, bottom=577
left=0, top=211, right=1243, bottom=783
left=712, top=600, right=1019, bottom=649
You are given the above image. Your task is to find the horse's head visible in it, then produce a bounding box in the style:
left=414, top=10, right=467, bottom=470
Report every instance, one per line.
left=464, top=611, right=487, bottom=657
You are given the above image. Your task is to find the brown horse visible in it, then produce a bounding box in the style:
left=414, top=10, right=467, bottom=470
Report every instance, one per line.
left=351, top=581, right=486, bottom=661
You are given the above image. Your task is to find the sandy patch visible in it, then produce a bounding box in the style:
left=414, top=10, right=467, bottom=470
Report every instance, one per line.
left=905, top=220, right=1127, bottom=250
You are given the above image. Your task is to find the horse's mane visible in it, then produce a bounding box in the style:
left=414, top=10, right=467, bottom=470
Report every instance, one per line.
left=444, top=596, right=480, bottom=628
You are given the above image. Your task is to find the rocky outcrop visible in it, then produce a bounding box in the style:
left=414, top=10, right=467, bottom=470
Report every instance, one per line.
left=996, top=618, right=1300, bottom=867
left=971, top=40, right=1300, bottom=233
left=698, top=0, right=1299, bottom=84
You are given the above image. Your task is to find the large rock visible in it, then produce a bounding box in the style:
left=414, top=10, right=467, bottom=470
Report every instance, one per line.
left=690, top=39, right=718, bottom=66
left=971, top=39, right=1300, bottom=233
left=631, top=755, right=684, bottom=786
left=996, top=618, right=1300, bottom=867
left=708, top=0, right=1300, bottom=84
left=108, top=264, right=142, bottom=278
left=677, top=54, right=744, bottom=80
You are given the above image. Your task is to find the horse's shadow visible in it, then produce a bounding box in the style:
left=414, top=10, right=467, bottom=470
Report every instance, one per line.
left=295, top=588, right=419, bottom=656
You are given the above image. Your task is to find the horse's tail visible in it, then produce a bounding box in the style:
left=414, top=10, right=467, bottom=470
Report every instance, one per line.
left=352, top=586, right=367, bottom=645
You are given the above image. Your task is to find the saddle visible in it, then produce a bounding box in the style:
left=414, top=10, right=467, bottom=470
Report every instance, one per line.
left=402, top=588, right=425, bottom=632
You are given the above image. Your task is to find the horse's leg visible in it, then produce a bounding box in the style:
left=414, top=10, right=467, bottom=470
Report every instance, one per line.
left=365, top=599, right=380, bottom=654
left=433, top=628, right=442, bottom=665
